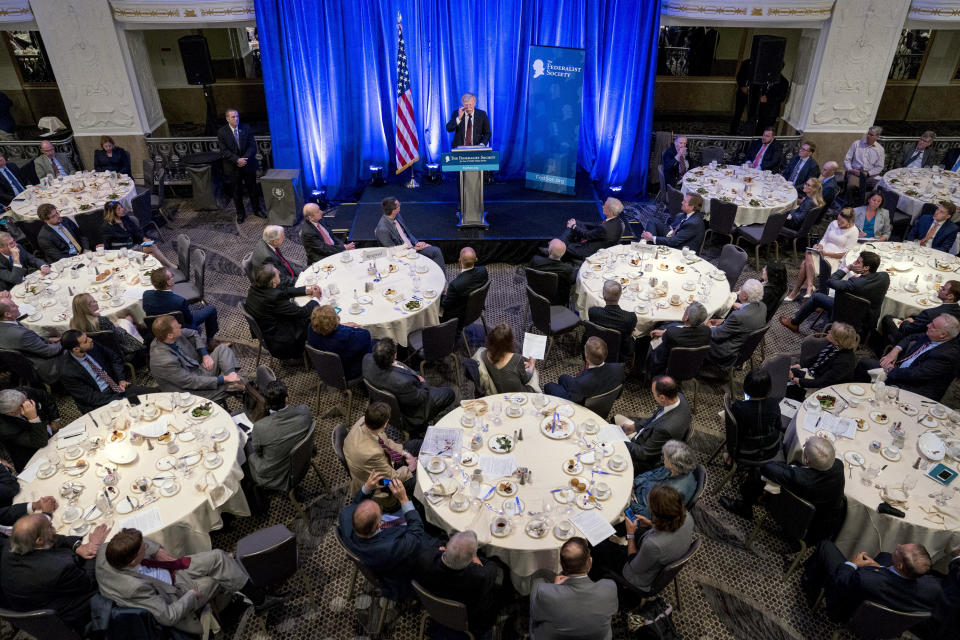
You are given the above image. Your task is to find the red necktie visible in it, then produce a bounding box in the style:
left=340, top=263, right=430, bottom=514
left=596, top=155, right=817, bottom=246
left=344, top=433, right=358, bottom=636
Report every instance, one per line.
left=316, top=222, right=334, bottom=245
left=274, top=248, right=295, bottom=277
left=378, top=435, right=404, bottom=467
left=753, top=144, right=767, bottom=167
left=678, top=154, right=686, bottom=175
left=85, top=355, right=122, bottom=393
left=465, top=115, right=473, bottom=146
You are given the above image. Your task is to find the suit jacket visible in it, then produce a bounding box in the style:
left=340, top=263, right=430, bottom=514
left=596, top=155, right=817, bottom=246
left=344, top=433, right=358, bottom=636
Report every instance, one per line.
left=821, top=176, right=838, bottom=207
left=899, top=302, right=960, bottom=336
left=828, top=268, right=890, bottom=329
left=374, top=213, right=420, bottom=248
left=661, top=144, right=689, bottom=188
left=648, top=324, right=711, bottom=375
left=441, top=266, right=488, bottom=324
left=142, top=289, right=196, bottom=329
left=886, top=335, right=960, bottom=400
left=528, top=255, right=576, bottom=305
left=654, top=211, right=706, bottom=251
left=943, top=147, right=960, bottom=171
left=0, top=321, right=62, bottom=382
left=852, top=206, right=892, bottom=240
left=906, top=214, right=960, bottom=253
left=0, top=412, right=51, bottom=472
left=300, top=218, right=345, bottom=264
left=529, top=574, right=618, bottom=640
left=251, top=238, right=299, bottom=289
left=60, top=343, right=128, bottom=413
left=761, top=459, right=845, bottom=544
left=217, top=122, right=258, bottom=177
left=897, top=143, right=935, bottom=169
left=99, top=215, right=143, bottom=250
left=925, top=555, right=959, bottom=639
left=33, top=152, right=76, bottom=181
left=244, top=284, right=317, bottom=359
left=362, top=354, right=443, bottom=427
left=744, top=139, right=785, bottom=172
left=149, top=329, right=221, bottom=393
left=567, top=216, right=625, bottom=259
left=343, top=416, right=413, bottom=504
left=0, top=501, right=27, bottom=524
left=708, top=301, right=766, bottom=367
left=827, top=555, right=941, bottom=622
left=307, top=324, right=372, bottom=380
left=445, top=108, right=491, bottom=147
left=415, top=548, right=502, bottom=633
left=587, top=304, right=637, bottom=362
left=546, top=362, right=625, bottom=405
left=0, top=462, right=20, bottom=506
left=0, top=245, right=45, bottom=290
left=781, top=155, right=820, bottom=189
left=37, top=218, right=84, bottom=262
left=249, top=404, right=312, bottom=491
left=0, top=162, right=26, bottom=205
left=628, top=394, right=692, bottom=472
left=796, top=347, right=857, bottom=390
left=93, top=147, right=132, bottom=176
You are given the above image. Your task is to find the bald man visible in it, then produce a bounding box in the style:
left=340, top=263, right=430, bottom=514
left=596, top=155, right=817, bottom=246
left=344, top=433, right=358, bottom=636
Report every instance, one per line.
left=529, top=238, right=576, bottom=305
left=440, top=246, right=487, bottom=327
left=33, top=140, right=76, bottom=181
left=300, top=203, right=354, bottom=264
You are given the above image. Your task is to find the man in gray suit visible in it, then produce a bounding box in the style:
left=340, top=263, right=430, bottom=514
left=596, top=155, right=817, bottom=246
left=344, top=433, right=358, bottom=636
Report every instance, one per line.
left=34, top=140, right=76, bottom=181
left=614, top=376, right=692, bottom=475
left=897, top=131, right=936, bottom=169
left=148, top=314, right=243, bottom=401
left=247, top=380, right=312, bottom=491
left=705, top=278, right=766, bottom=369
left=529, top=537, right=617, bottom=640
left=374, top=197, right=445, bottom=268
left=0, top=300, right=62, bottom=383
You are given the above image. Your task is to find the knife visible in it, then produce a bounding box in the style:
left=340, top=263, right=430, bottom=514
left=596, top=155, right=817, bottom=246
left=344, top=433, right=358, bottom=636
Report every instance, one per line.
left=125, top=496, right=134, bottom=511
left=482, top=485, right=496, bottom=501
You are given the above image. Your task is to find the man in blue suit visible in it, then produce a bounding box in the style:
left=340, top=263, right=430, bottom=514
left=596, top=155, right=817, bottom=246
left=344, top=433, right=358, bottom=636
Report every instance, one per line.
left=142, top=267, right=219, bottom=349
left=660, top=135, right=689, bottom=188
left=544, top=337, right=625, bottom=405
left=782, top=141, right=820, bottom=195
left=906, top=201, right=959, bottom=253
left=641, top=192, right=706, bottom=252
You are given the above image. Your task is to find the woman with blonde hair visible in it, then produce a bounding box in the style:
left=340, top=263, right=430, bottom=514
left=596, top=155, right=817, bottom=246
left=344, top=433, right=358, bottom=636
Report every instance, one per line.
left=783, top=177, right=825, bottom=231
left=785, top=321, right=860, bottom=401
left=784, top=208, right=859, bottom=301
left=306, top=305, right=372, bottom=379
left=69, top=292, right=143, bottom=356
left=99, top=200, right=174, bottom=268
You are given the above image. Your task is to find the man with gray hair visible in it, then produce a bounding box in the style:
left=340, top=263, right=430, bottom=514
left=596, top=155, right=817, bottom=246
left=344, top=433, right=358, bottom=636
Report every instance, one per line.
left=704, top=278, right=766, bottom=369
left=562, top=197, right=626, bottom=261
left=251, top=225, right=299, bottom=289
left=645, top=300, right=711, bottom=375
left=0, top=231, right=48, bottom=291
left=898, top=130, right=936, bottom=169
left=0, top=299, right=62, bottom=383
left=844, top=126, right=885, bottom=196
left=446, top=92, right=490, bottom=148
left=820, top=160, right=839, bottom=207
left=528, top=238, right=576, bottom=305
left=587, top=279, right=637, bottom=363
left=0, top=387, right=58, bottom=471
left=661, top=134, right=688, bottom=188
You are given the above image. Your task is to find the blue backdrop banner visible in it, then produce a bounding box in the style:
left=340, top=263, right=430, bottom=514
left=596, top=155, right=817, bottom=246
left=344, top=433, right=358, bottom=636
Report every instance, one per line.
left=524, top=45, right=585, bottom=195
left=254, top=0, right=661, bottom=200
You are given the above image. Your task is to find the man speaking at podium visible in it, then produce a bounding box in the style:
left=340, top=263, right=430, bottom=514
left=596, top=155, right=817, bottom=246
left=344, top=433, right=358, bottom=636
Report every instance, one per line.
left=446, top=93, right=490, bottom=148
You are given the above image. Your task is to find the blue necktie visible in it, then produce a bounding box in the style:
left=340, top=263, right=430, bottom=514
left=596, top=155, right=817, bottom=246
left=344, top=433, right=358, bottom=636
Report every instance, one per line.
left=2, top=167, right=22, bottom=193
left=952, top=155, right=960, bottom=173
left=52, top=157, right=67, bottom=177
left=789, top=159, right=803, bottom=184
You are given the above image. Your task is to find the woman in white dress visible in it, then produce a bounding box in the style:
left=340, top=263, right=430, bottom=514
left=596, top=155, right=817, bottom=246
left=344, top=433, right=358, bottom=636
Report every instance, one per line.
left=784, top=208, right=859, bottom=301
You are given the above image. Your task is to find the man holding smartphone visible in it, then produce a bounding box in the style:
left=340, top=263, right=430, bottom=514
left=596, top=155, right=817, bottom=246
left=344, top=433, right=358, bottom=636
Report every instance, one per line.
left=343, top=402, right=421, bottom=508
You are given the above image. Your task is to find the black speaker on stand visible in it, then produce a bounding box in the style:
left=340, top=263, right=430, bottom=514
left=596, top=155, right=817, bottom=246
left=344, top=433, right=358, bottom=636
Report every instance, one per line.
left=178, top=35, right=218, bottom=135
left=744, top=35, right=787, bottom=134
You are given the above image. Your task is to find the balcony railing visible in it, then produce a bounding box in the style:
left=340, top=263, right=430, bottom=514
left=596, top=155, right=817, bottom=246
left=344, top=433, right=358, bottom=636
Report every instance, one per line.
left=145, top=136, right=273, bottom=185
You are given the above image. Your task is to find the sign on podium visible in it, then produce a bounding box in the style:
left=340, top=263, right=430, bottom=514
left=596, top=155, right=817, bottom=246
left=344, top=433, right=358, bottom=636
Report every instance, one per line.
left=441, top=147, right=500, bottom=228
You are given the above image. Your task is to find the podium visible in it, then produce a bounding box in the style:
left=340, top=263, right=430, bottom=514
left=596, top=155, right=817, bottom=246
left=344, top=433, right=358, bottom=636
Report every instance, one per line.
left=441, top=147, right=500, bottom=228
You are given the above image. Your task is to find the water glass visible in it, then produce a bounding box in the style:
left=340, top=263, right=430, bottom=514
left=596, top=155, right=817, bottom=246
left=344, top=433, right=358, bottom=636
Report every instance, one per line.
left=901, top=475, right=918, bottom=496
left=859, top=465, right=880, bottom=487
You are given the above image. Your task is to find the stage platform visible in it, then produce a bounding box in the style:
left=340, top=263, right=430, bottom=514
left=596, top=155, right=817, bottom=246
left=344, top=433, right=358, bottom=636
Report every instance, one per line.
left=337, top=173, right=606, bottom=264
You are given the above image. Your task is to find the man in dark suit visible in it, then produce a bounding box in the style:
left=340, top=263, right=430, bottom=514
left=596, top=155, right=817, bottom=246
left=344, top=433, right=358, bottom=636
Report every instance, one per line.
left=897, top=131, right=936, bottom=169
left=781, top=252, right=889, bottom=333
left=252, top=225, right=301, bottom=289
left=707, top=279, right=767, bottom=368
left=587, top=279, right=636, bottom=363
left=920, top=548, right=959, bottom=639
left=641, top=192, right=706, bottom=252
left=217, top=108, right=261, bottom=222
left=615, top=376, right=691, bottom=474
left=59, top=330, right=157, bottom=413
left=906, top=201, right=959, bottom=253
left=855, top=314, right=960, bottom=401
left=562, top=197, right=626, bottom=261
left=247, top=380, right=312, bottom=492
left=782, top=141, right=820, bottom=194
left=0, top=300, right=63, bottom=383
left=244, top=265, right=321, bottom=359
left=944, top=146, right=960, bottom=173
left=300, top=202, right=354, bottom=264
left=544, top=337, right=625, bottom=405
left=661, top=135, right=689, bottom=188
left=0, top=231, right=48, bottom=291
left=754, top=73, right=790, bottom=134
left=744, top=128, right=785, bottom=172
left=646, top=301, right=711, bottom=375
left=529, top=239, right=576, bottom=306
left=0, top=155, right=26, bottom=206
left=440, top=247, right=487, bottom=327
left=362, top=338, right=456, bottom=433
left=374, top=197, right=445, bottom=268
left=0, top=387, right=55, bottom=472
left=36, top=204, right=85, bottom=262
left=820, top=161, right=839, bottom=208
left=445, top=93, right=491, bottom=148
left=142, top=267, right=219, bottom=349
left=881, top=280, right=960, bottom=347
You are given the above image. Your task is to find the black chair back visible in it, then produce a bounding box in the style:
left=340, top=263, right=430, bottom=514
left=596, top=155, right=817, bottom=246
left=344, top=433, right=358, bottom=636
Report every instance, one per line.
left=364, top=381, right=405, bottom=428
left=646, top=536, right=701, bottom=597
left=143, top=311, right=185, bottom=348
left=844, top=600, right=931, bottom=639
left=256, top=364, right=277, bottom=393
left=717, top=244, right=747, bottom=290
left=332, top=422, right=350, bottom=475
left=764, top=290, right=788, bottom=324
left=525, top=267, right=558, bottom=301
left=666, top=345, right=711, bottom=385
left=130, top=187, right=152, bottom=228
left=0, top=348, right=44, bottom=387
left=0, top=607, right=82, bottom=640
left=876, top=185, right=901, bottom=215
left=833, top=291, right=872, bottom=338
left=305, top=344, right=348, bottom=389
left=286, top=422, right=316, bottom=492
left=769, top=486, right=815, bottom=545
left=105, top=601, right=179, bottom=640
left=526, top=285, right=553, bottom=334
left=582, top=320, right=621, bottom=364
left=241, top=251, right=255, bottom=283
left=688, top=464, right=707, bottom=510
left=334, top=526, right=388, bottom=591
left=699, top=146, right=725, bottom=166
left=87, top=330, right=132, bottom=360
left=759, top=354, right=792, bottom=401
left=584, top=384, right=623, bottom=421
left=10, top=218, right=44, bottom=254
left=758, top=211, right=789, bottom=244
left=75, top=209, right=103, bottom=249
left=420, top=317, right=459, bottom=363
left=666, top=184, right=684, bottom=216
left=460, top=280, right=490, bottom=331
left=175, top=234, right=191, bottom=277
left=708, top=198, right=738, bottom=236
left=411, top=579, right=472, bottom=635
left=734, top=325, right=769, bottom=370
left=17, top=159, right=39, bottom=186
left=236, top=524, right=298, bottom=589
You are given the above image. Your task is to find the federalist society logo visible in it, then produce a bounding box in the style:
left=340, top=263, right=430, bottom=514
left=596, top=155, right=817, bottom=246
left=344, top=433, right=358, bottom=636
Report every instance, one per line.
left=532, top=59, right=581, bottom=79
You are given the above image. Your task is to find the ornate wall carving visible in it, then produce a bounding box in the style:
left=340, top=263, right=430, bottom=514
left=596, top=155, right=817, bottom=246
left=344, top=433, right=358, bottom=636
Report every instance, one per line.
left=123, top=30, right=165, bottom=132
left=109, top=0, right=255, bottom=25
left=0, top=1, right=33, bottom=25
left=908, top=1, right=960, bottom=22
left=662, top=0, right=833, bottom=23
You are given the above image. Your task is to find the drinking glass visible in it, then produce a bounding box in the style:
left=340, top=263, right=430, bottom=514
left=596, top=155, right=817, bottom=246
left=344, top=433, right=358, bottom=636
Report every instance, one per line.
left=859, top=465, right=880, bottom=487
left=871, top=381, right=886, bottom=407
left=901, top=475, right=918, bottom=496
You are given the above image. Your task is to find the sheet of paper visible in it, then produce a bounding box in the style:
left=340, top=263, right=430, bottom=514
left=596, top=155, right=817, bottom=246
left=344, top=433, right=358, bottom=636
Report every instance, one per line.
left=596, top=424, right=630, bottom=443
left=779, top=398, right=801, bottom=420
left=421, top=426, right=463, bottom=459
left=570, top=510, right=616, bottom=547
left=477, top=454, right=518, bottom=478
left=57, top=422, right=87, bottom=439
left=232, top=413, right=254, bottom=433
left=18, top=460, right=41, bottom=483
left=522, top=333, right=547, bottom=360
left=801, top=411, right=824, bottom=433
left=122, top=287, right=147, bottom=300
left=117, top=506, right=163, bottom=534
left=648, top=336, right=663, bottom=351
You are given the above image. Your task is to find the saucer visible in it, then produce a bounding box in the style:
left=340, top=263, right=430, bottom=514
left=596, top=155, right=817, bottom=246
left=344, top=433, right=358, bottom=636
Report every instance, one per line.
left=159, top=482, right=180, bottom=497
left=881, top=447, right=902, bottom=461
left=426, top=457, right=447, bottom=474
left=37, top=465, right=57, bottom=480
left=449, top=495, right=471, bottom=512
left=847, top=384, right=865, bottom=396
left=554, top=521, right=574, bottom=540
left=459, top=451, right=478, bottom=466
left=202, top=455, right=223, bottom=470
left=490, top=517, right=512, bottom=537
left=115, top=497, right=139, bottom=514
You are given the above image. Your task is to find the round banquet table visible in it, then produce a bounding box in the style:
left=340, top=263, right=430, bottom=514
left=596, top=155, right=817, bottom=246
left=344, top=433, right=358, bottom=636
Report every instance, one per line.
left=6, top=171, right=136, bottom=222
left=414, top=393, right=633, bottom=593
left=879, top=167, right=960, bottom=223
left=573, top=244, right=734, bottom=336
left=15, top=393, right=250, bottom=556
left=294, top=246, right=446, bottom=347
left=681, top=164, right=797, bottom=227
left=784, top=384, right=960, bottom=567
left=11, top=250, right=158, bottom=335
left=842, top=241, right=959, bottom=327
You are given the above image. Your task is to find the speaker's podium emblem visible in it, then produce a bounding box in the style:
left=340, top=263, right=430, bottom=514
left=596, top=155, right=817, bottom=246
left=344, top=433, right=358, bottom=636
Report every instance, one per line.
left=444, top=155, right=451, bottom=163
left=271, top=186, right=286, bottom=200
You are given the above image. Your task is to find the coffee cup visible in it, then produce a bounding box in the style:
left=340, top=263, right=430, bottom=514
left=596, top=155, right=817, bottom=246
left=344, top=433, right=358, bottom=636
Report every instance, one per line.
left=882, top=445, right=899, bottom=458
left=205, top=452, right=220, bottom=466
left=670, top=294, right=680, bottom=304
left=610, top=454, right=626, bottom=468
left=350, top=303, right=361, bottom=313
left=594, top=482, right=610, bottom=498
left=556, top=522, right=571, bottom=536
left=38, top=459, right=53, bottom=475
left=161, top=479, right=177, bottom=493
left=179, top=392, right=191, bottom=404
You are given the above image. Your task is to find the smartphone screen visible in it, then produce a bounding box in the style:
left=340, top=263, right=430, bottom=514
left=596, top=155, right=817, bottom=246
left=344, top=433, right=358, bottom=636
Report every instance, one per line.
left=744, top=392, right=751, bottom=400
left=141, top=240, right=154, bottom=247
left=334, top=307, right=342, bottom=314
left=624, top=507, right=636, bottom=522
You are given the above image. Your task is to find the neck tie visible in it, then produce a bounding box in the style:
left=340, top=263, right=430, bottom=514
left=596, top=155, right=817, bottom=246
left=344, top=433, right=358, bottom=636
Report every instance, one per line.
left=789, top=158, right=803, bottom=184
left=316, top=222, right=334, bottom=245
left=274, top=248, right=295, bottom=277
left=952, top=155, right=960, bottom=173
left=53, top=157, right=66, bottom=177
left=57, top=224, right=82, bottom=254
left=85, top=355, right=122, bottom=393
left=233, top=128, right=240, bottom=148
left=168, top=342, right=199, bottom=368
left=899, top=341, right=935, bottom=368
left=678, top=153, right=686, bottom=176
left=920, top=221, right=940, bottom=247
left=465, top=115, right=473, bottom=146
left=377, top=435, right=405, bottom=467
left=393, top=219, right=412, bottom=246
left=909, top=150, right=920, bottom=165
left=3, top=168, right=22, bottom=193
left=753, top=144, right=767, bottom=167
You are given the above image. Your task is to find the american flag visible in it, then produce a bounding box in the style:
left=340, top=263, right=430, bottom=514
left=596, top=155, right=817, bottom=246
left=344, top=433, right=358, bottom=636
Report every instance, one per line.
left=395, top=13, right=419, bottom=173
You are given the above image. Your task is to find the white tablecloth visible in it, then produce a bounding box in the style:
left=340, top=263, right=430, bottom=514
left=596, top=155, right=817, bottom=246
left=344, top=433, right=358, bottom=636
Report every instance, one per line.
left=681, top=165, right=797, bottom=226
left=16, top=393, right=250, bottom=556
left=294, top=247, right=446, bottom=347
left=11, top=250, right=157, bottom=335
left=784, top=385, right=960, bottom=567
left=7, top=171, right=136, bottom=222
left=879, top=168, right=960, bottom=223
left=573, top=244, right=734, bottom=336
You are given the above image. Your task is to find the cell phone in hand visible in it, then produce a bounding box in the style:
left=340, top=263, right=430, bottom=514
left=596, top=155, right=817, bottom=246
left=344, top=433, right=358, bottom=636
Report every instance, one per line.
left=141, top=240, right=154, bottom=247
left=379, top=478, right=392, bottom=487
left=624, top=507, right=636, bottom=522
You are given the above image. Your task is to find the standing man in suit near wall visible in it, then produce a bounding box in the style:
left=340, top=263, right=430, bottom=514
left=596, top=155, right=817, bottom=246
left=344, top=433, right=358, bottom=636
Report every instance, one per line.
left=33, top=141, right=75, bottom=181
left=445, top=93, right=491, bottom=148
left=0, top=155, right=26, bottom=206
left=301, top=203, right=354, bottom=264
left=218, top=109, right=262, bottom=223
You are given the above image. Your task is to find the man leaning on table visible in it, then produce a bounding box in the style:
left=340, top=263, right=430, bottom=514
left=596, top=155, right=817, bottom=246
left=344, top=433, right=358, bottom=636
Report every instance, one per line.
left=880, top=279, right=960, bottom=347
left=33, top=140, right=76, bottom=181
left=906, top=200, right=959, bottom=253
left=36, top=203, right=86, bottom=262
left=148, top=314, right=245, bottom=401
left=0, top=154, right=26, bottom=207
left=301, top=202, right=354, bottom=264
left=0, top=231, right=47, bottom=291
left=59, top=330, right=158, bottom=413
left=0, top=299, right=63, bottom=383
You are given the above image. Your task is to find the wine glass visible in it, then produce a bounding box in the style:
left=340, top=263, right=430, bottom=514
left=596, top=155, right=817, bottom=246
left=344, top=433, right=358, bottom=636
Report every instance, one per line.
left=871, top=381, right=886, bottom=408
left=901, top=475, right=918, bottom=497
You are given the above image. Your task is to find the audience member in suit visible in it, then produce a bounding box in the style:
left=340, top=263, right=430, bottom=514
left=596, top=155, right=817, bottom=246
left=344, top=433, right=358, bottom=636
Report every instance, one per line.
left=641, top=192, right=706, bottom=251
left=92, top=135, right=132, bottom=176
left=440, top=246, right=487, bottom=326
left=897, top=131, right=936, bottom=169
left=853, top=191, right=892, bottom=242
left=0, top=491, right=56, bottom=523
left=33, top=140, right=76, bottom=181
left=907, top=201, right=959, bottom=253
left=301, top=202, right=354, bottom=264
left=217, top=109, right=262, bottom=222
left=0, top=514, right=108, bottom=632
left=782, top=140, right=820, bottom=194
left=881, top=280, right=960, bottom=347
left=761, top=261, right=788, bottom=323
left=528, top=238, right=576, bottom=305
left=306, top=305, right=372, bottom=381
left=743, top=127, right=785, bottom=172
left=645, top=301, right=711, bottom=376
left=544, top=336, right=625, bottom=405
left=479, top=323, right=538, bottom=393
left=803, top=539, right=940, bottom=622
left=244, top=265, right=320, bottom=359
left=0, top=231, right=47, bottom=291
left=98, top=200, right=174, bottom=268
left=343, top=402, right=419, bottom=507
left=854, top=314, right=960, bottom=401
left=0, top=299, right=63, bottom=382
left=247, top=380, right=312, bottom=492
left=820, top=161, right=839, bottom=208
left=36, top=204, right=85, bottom=261
left=0, top=388, right=56, bottom=471
left=615, top=376, right=691, bottom=474
left=59, top=330, right=157, bottom=413
left=661, top=135, right=690, bottom=188
left=587, top=279, right=637, bottom=363
left=529, top=537, right=618, bottom=640
left=0, top=155, right=27, bottom=205
left=706, top=279, right=767, bottom=369
left=919, top=548, right=959, bottom=640
left=783, top=177, right=825, bottom=231
left=561, top=197, right=626, bottom=261
left=781, top=252, right=889, bottom=333
left=626, top=439, right=698, bottom=519
left=252, top=225, right=301, bottom=289
left=374, top=197, right=445, bottom=268
left=786, top=322, right=859, bottom=402
left=944, top=146, right=960, bottom=173
left=148, top=314, right=243, bottom=401
left=143, top=267, right=219, bottom=348
left=361, top=338, right=456, bottom=433
left=445, top=92, right=491, bottom=147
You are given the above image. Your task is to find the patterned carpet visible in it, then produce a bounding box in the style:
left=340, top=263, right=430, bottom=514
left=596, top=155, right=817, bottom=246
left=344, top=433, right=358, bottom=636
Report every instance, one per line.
left=20, top=197, right=959, bottom=640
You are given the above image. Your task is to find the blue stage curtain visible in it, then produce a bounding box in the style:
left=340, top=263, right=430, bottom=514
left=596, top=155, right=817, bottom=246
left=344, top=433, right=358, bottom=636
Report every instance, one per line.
left=254, top=0, right=661, bottom=199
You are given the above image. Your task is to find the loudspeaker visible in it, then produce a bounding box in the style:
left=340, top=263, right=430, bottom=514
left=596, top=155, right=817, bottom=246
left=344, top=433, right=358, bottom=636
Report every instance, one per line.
left=178, top=35, right=216, bottom=86
left=749, top=35, right=786, bottom=85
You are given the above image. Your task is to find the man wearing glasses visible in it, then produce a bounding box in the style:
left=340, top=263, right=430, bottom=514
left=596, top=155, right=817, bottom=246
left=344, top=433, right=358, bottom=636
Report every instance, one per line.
left=782, top=141, right=820, bottom=196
